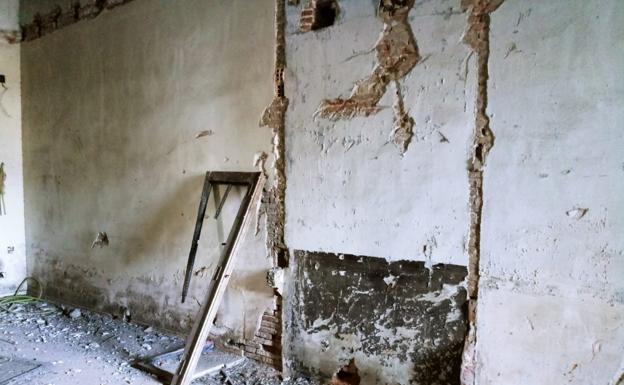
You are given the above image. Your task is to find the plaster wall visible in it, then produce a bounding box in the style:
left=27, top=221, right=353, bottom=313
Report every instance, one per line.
left=0, top=40, right=26, bottom=295
left=283, top=0, right=475, bottom=382
left=284, top=0, right=475, bottom=266
left=477, top=0, right=624, bottom=384
left=0, top=0, right=19, bottom=31
left=283, top=0, right=624, bottom=383
left=20, top=0, right=276, bottom=344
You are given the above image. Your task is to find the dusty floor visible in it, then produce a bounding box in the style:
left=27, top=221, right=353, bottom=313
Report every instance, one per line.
left=0, top=302, right=317, bottom=385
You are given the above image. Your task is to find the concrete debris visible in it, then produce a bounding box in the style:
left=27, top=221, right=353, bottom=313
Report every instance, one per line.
left=91, top=231, right=109, bottom=248
left=68, top=308, right=82, bottom=319
left=0, top=302, right=318, bottom=385
left=328, top=359, right=360, bottom=385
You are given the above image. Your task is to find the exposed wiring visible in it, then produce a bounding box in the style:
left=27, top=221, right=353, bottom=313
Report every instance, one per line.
left=0, top=277, right=44, bottom=312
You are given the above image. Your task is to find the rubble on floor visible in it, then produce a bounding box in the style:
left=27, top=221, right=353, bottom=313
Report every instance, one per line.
left=0, top=302, right=318, bottom=385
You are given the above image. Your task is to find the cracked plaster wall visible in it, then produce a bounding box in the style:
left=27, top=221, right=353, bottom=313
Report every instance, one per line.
left=284, top=0, right=623, bottom=383
left=285, top=250, right=468, bottom=385
left=20, top=0, right=277, bottom=346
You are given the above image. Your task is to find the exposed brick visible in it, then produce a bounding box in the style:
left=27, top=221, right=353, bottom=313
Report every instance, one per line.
left=262, top=314, right=280, bottom=324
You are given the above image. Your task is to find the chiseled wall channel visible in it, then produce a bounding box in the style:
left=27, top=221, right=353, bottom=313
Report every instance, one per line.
left=20, top=0, right=277, bottom=349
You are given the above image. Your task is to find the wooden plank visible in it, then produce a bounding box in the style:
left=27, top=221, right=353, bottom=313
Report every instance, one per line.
left=132, top=346, right=244, bottom=384
left=207, top=171, right=260, bottom=185
left=171, top=172, right=264, bottom=385
left=181, top=173, right=213, bottom=303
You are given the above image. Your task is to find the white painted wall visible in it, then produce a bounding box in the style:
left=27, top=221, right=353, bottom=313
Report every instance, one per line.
left=20, top=0, right=276, bottom=343
left=0, top=39, right=26, bottom=295
left=477, top=0, right=624, bottom=384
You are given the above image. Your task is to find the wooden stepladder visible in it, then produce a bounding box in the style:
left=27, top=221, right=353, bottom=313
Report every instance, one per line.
left=172, top=171, right=264, bottom=385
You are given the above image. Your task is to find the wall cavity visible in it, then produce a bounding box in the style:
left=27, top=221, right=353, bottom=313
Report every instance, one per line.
left=299, top=0, right=339, bottom=32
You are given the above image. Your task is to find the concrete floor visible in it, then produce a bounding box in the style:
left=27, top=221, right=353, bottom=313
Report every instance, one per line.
left=0, top=302, right=315, bottom=385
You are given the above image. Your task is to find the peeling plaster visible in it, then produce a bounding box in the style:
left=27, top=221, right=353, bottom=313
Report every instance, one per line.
left=316, top=0, right=420, bottom=154
left=286, top=250, right=468, bottom=385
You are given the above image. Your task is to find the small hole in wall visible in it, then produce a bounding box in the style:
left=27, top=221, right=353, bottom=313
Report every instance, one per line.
left=312, top=0, right=338, bottom=30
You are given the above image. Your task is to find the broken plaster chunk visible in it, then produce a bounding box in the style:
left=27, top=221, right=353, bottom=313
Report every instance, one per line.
left=69, top=308, right=82, bottom=319
left=566, top=207, right=588, bottom=220
left=91, top=232, right=109, bottom=248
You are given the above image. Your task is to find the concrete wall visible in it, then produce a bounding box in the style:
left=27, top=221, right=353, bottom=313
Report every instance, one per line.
left=20, top=0, right=277, bottom=345
left=476, top=1, right=624, bottom=384
left=0, top=39, right=26, bottom=295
